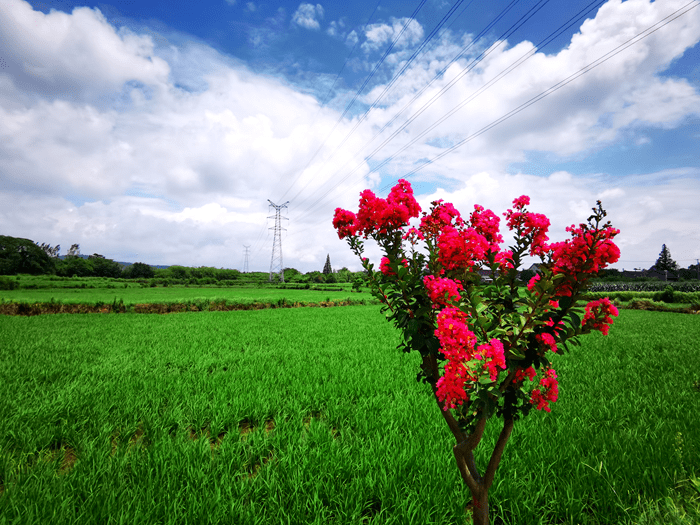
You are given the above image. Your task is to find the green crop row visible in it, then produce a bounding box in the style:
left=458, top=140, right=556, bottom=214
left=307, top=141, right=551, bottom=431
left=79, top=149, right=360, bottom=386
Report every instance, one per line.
left=1, top=308, right=699, bottom=524
left=0, top=283, right=369, bottom=307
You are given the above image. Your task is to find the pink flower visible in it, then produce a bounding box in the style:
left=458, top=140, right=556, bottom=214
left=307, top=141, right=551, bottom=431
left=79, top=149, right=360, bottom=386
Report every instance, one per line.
left=527, top=274, right=540, bottom=291
left=332, top=208, right=357, bottom=239
left=515, top=366, right=537, bottom=384
left=424, top=275, right=463, bottom=307
left=469, top=205, right=503, bottom=252
left=474, top=339, right=506, bottom=381
left=582, top=297, right=619, bottom=335
left=434, top=307, right=477, bottom=362
left=530, top=368, right=559, bottom=412
left=380, top=257, right=408, bottom=276
left=436, top=361, right=474, bottom=411
left=436, top=227, right=490, bottom=271
left=419, top=200, right=463, bottom=239
left=535, top=332, right=557, bottom=353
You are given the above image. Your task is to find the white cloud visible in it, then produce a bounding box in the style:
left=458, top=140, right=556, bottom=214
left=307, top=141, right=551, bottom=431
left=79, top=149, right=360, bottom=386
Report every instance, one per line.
left=0, top=0, right=170, bottom=104
left=291, top=3, right=324, bottom=31
left=246, top=2, right=256, bottom=12
left=361, top=17, right=424, bottom=53
left=0, top=0, right=699, bottom=272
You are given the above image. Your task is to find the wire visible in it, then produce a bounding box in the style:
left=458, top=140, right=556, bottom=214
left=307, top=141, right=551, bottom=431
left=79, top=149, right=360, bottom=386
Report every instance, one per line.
left=290, top=0, right=522, bottom=212
left=276, top=0, right=383, bottom=203
left=293, top=0, right=560, bottom=223
left=289, top=0, right=700, bottom=237
left=276, top=0, right=428, bottom=203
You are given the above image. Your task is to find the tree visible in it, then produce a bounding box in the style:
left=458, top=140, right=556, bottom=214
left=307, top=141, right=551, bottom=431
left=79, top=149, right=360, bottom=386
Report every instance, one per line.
left=0, top=235, right=55, bottom=275
left=122, top=262, right=155, bottom=279
left=67, top=244, right=81, bottom=257
left=653, top=244, right=678, bottom=272
left=56, top=256, right=93, bottom=277
left=36, top=242, right=60, bottom=258
left=323, top=254, right=332, bottom=275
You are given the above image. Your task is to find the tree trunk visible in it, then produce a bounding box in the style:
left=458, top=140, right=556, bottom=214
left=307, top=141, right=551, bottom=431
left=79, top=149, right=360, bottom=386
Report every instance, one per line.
left=470, top=492, right=489, bottom=525
left=422, top=353, right=514, bottom=525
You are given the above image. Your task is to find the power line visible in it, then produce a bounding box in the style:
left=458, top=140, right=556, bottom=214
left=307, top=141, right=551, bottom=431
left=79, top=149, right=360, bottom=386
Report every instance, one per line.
left=293, top=0, right=574, bottom=223
left=289, top=0, right=700, bottom=237
left=290, top=0, right=522, bottom=213
left=277, top=0, right=383, bottom=203
left=285, top=0, right=473, bottom=207
left=276, top=0, right=426, bottom=203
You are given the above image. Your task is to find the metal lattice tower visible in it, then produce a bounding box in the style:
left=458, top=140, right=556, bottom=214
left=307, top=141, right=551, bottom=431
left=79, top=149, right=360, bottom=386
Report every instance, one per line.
left=268, top=200, right=289, bottom=282
left=243, top=245, right=251, bottom=274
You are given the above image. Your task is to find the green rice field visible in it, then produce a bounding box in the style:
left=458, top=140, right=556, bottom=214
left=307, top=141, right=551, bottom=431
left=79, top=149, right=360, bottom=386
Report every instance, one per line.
left=1, top=306, right=699, bottom=524
left=0, top=281, right=362, bottom=306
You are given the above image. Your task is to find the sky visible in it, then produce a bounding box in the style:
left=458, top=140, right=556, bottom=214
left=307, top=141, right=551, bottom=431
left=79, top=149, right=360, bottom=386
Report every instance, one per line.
left=1, top=0, right=699, bottom=273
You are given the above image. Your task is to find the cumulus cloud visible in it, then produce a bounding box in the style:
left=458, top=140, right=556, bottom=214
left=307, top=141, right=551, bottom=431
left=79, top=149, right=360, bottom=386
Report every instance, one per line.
left=361, top=17, right=424, bottom=53
left=0, top=0, right=699, bottom=272
left=0, top=0, right=170, bottom=104
left=291, top=3, right=324, bottom=31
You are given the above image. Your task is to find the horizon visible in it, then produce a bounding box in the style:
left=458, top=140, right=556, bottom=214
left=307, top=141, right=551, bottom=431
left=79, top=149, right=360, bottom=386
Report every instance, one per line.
left=1, top=0, right=699, bottom=273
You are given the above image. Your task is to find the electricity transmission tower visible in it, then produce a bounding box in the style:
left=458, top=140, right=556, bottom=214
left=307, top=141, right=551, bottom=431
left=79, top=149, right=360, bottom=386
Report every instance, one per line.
left=268, top=200, right=289, bottom=282
left=243, top=245, right=251, bottom=274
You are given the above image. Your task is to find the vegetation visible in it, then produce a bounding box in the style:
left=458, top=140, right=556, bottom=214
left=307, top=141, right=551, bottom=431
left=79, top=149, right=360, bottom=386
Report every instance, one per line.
left=0, top=308, right=698, bottom=524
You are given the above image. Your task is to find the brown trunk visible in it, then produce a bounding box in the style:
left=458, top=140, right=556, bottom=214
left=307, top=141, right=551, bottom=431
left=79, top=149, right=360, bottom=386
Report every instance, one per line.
left=470, top=492, right=489, bottom=525
left=422, top=352, right=514, bottom=525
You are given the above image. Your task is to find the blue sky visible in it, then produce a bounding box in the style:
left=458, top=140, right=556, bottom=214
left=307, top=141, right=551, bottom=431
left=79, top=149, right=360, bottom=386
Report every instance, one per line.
left=1, top=0, right=699, bottom=272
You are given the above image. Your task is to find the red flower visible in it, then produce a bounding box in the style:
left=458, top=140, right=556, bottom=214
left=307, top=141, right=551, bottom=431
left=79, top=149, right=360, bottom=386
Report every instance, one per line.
left=332, top=208, right=357, bottom=239
left=582, top=297, right=619, bottom=335
left=424, top=275, right=463, bottom=307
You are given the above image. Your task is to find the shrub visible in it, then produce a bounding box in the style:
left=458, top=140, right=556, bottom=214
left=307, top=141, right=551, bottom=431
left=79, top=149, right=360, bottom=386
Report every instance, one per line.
left=0, top=276, right=18, bottom=290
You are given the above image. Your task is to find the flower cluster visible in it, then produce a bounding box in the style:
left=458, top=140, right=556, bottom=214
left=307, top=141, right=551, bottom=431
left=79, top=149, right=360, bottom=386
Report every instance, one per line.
left=424, top=275, right=463, bottom=307
left=530, top=369, right=559, bottom=412
left=333, top=179, right=421, bottom=239
left=419, top=200, right=463, bottom=239
left=514, top=366, right=537, bottom=385
left=436, top=361, right=474, bottom=411
left=549, top=223, right=620, bottom=296
left=435, top=307, right=477, bottom=362
left=535, top=332, right=558, bottom=353
left=332, top=208, right=357, bottom=240
left=582, top=297, right=619, bottom=335
left=380, top=257, right=408, bottom=276
left=474, top=339, right=507, bottom=382
left=436, top=227, right=490, bottom=271
left=469, top=205, right=503, bottom=252
left=504, top=196, right=550, bottom=255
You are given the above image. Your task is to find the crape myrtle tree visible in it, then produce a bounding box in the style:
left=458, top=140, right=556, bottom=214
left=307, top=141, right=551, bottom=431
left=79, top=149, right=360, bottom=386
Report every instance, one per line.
left=333, top=180, right=620, bottom=525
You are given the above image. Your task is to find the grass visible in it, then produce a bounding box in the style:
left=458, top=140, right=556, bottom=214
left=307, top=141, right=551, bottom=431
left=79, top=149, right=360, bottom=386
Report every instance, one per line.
left=0, top=307, right=698, bottom=524
left=0, top=280, right=367, bottom=306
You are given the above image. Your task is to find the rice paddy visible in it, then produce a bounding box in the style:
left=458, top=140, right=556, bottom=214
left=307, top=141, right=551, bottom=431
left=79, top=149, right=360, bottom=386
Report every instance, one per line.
left=0, top=304, right=698, bottom=524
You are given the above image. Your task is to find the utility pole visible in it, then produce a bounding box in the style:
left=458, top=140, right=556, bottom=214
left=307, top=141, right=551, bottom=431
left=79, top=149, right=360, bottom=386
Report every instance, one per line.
left=268, top=200, right=289, bottom=283
left=243, top=245, right=251, bottom=274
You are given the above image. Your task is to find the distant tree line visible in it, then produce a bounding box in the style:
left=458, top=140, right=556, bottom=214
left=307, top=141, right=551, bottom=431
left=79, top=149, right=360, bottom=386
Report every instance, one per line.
left=2, top=235, right=695, bottom=284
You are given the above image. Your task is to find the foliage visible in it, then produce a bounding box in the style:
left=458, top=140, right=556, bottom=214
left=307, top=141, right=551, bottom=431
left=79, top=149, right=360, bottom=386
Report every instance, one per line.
left=653, top=244, right=679, bottom=272
left=334, top=180, right=621, bottom=524
left=322, top=254, right=332, bottom=275
left=122, top=262, right=155, bottom=279
left=0, top=235, right=56, bottom=275
left=0, top=275, right=18, bottom=290
left=0, top=309, right=698, bottom=525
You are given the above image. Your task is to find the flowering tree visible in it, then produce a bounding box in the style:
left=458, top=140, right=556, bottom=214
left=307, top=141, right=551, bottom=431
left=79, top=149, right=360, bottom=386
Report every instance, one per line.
left=333, top=180, right=620, bottom=525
